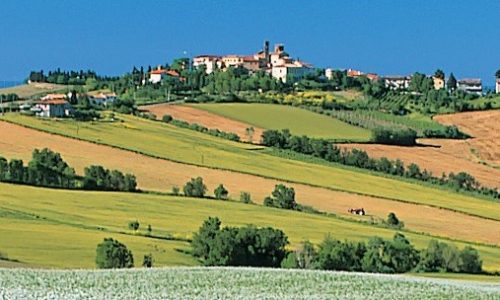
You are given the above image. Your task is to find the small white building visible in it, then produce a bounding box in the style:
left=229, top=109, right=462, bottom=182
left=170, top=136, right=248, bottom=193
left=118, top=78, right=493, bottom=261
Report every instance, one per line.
left=89, top=92, right=117, bottom=106
left=496, top=79, right=500, bottom=94
left=193, top=55, right=221, bottom=74
left=457, top=78, right=482, bottom=95
left=271, top=61, right=313, bottom=83
left=32, top=99, right=72, bottom=118
left=383, top=76, right=411, bottom=90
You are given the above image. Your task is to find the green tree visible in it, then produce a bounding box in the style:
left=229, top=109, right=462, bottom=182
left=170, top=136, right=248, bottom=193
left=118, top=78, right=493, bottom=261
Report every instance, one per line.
left=128, top=220, right=140, bottom=231
left=95, top=238, right=134, bottom=269
left=142, top=253, right=153, bottom=268
left=495, top=70, right=500, bottom=79
left=386, top=212, right=403, bottom=228
left=191, top=217, right=222, bottom=260
left=447, top=73, right=457, bottom=91
left=214, top=184, right=228, bottom=200
left=263, top=184, right=296, bottom=210
left=458, top=246, right=482, bottom=273
left=183, top=177, right=207, bottom=197
left=0, top=157, right=8, bottom=181
left=434, top=69, right=445, bottom=80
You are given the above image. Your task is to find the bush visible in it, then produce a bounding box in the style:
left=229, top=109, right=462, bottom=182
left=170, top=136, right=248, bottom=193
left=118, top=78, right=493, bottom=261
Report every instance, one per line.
left=240, top=192, right=252, bottom=204
left=162, top=114, right=173, bottom=123
left=214, top=184, right=228, bottom=200
left=95, top=238, right=134, bottom=269
left=171, top=186, right=180, bottom=195
left=386, top=212, right=404, bottom=228
left=142, top=254, right=153, bottom=268
left=183, top=177, right=207, bottom=197
left=417, top=240, right=482, bottom=274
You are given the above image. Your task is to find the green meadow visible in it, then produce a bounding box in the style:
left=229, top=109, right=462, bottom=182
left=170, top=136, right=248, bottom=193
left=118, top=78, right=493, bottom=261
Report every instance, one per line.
left=0, top=183, right=499, bottom=271
left=191, top=103, right=372, bottom=141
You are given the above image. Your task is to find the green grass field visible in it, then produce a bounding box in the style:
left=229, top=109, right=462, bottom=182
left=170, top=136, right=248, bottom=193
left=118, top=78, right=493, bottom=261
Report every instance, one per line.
left=190, top=103, right=372, bottom=141
left=2, top=113, right=498, bottom=222
left=1, top=183, right=499, bottom=271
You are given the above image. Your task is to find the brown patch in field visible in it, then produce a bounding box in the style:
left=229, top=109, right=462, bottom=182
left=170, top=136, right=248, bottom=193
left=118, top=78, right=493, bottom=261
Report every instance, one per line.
left=434, top=110, right=500, bottom=167
left=1, top=121, right=499, bottom=245
left=140, top=103, right=264, bottom=143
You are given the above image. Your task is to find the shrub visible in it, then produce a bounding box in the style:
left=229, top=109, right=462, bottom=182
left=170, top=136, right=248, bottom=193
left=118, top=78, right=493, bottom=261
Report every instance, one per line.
left=372, top=127, right=417, bottom=146
left=214, top=184, right=229, bottom=200
left=128, top=220, right=140, bottom=231
left=95, top=238, right=134, bottom=269
left=386, top=212, right=404, bottom=228
left=183, top=177, right=207, bottom=197
left=240, top=192, right=252, bottom=204
left=171, top=186, right=180, bottom=196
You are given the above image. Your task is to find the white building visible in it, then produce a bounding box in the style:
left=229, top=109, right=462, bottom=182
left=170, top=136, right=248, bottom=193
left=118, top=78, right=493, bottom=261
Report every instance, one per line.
left=496, top=79, right=500, bottom=94
left=193, top=55, right=221, bottom=74
left=32, top=99, right=72, bottom=118
left=457, top=78, right=482, bottom=95
left=271, top=61, right=313, bottom=83
left=383, top=76, right=411, bottom=90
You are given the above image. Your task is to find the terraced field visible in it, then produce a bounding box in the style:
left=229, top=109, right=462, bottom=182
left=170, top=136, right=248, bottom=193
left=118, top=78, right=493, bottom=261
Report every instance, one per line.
left=1, top=121, right=499, bottom=246
left=1, top=183, right=500, bottom=270
left=191, top=103, right=372, bottom=141
left=1, top=267, right=499, bottom=299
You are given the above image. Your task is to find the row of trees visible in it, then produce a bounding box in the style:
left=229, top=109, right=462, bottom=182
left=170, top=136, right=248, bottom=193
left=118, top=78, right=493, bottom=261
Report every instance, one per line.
left=161, top=114, right=240, bottom=142
left=0, top=93, right=19, bottom=102
left=0, top=148, right=137, bottom=192
left=282, top=234, right=482, bottom=274
left=28, top=69, right=114, bottom=85
left=261, top=129, right=499, bottom=199
left=190, top=218, right=482, bottom=274
left=95, top=238, right=153, bottom=268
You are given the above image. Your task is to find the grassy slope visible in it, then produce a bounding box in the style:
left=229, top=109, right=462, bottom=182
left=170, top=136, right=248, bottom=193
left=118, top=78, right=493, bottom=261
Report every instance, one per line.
left=191, top=103, right=372, bottom=141
left=0, top=183, right=499, bottom=271
left=1, top=113, right=498, bottom=222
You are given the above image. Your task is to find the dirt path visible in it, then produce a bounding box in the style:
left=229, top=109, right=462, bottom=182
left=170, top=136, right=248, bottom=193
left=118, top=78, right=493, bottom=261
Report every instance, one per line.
left=1, top=120, right=499, bottom=245
left=140, top=103, right=264, bottom=143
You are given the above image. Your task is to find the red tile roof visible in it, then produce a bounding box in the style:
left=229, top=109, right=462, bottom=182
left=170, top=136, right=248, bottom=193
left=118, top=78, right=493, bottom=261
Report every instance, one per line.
left=37, top=99, right=68, bottom=105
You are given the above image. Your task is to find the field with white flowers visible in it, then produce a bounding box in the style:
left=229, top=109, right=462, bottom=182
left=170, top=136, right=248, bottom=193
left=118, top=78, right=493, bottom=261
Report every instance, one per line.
left=0, top=267, right=499, bottom=300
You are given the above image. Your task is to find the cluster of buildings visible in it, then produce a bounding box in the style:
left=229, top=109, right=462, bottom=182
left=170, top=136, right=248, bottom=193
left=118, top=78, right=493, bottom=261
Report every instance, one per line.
left=191, top=41, right=313, bottom=83
left=29, top=91, right=116, bottom=118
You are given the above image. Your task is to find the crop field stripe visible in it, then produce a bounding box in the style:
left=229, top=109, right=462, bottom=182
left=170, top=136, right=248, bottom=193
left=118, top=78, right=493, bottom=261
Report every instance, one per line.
left=1, top=114, right=498, bottom=222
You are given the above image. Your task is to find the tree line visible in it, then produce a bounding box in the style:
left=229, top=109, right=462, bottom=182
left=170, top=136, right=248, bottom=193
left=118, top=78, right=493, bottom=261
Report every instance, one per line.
left=0, top=148, right=136, bottom=192
left=189, top=217, right=482, bottom=274
left=28, top=69, right=116, bottom=85
left=262, top=129, right=499, bottom=199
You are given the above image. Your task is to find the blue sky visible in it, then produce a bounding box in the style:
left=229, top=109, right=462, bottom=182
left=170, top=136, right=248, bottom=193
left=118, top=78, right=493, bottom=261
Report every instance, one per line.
left=1, top=0, right=499, bottom=85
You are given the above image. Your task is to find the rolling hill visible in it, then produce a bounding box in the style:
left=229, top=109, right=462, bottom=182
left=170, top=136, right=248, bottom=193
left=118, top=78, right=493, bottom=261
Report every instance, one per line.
left=1, top=183, right=500, bottom=271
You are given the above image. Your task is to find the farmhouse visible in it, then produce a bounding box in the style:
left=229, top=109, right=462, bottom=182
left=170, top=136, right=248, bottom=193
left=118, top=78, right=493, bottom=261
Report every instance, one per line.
left=89, top=92, right=117, bottom=106
left=149, top=68, right=181, bottom=84
left=457, top=78, right=482, bottom=95
left=271, top=61, right=313, bottom=83
left=193, top=55, right=222, bottom=74
left=383, top=75, right=411, bottom=90
left=32, top=99, right=72, bottom=118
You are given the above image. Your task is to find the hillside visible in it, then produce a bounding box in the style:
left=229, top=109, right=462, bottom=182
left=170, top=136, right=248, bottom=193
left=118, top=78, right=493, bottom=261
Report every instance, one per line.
left=1, top=267, right=499, bottom=299
left=190, top=103, right=372, bottom=141
left=0, top=82, right=69, bottom=99
left=1, top=114, right=499, bottom=246
left=1, top=183, right=500, bottom=271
